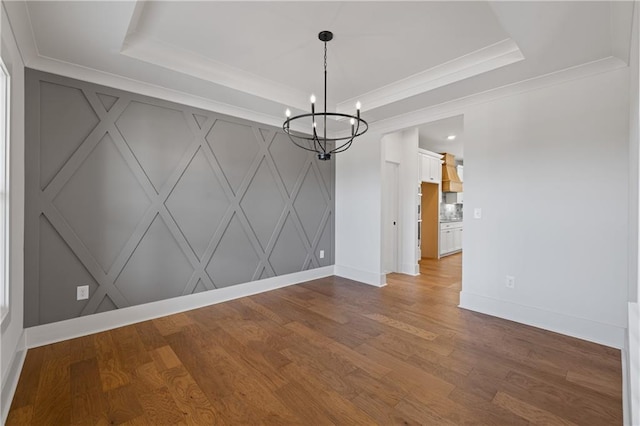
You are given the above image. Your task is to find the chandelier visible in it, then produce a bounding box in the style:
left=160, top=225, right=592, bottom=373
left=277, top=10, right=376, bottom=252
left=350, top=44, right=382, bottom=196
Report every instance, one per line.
left=283, top=31, right=368, bottom=161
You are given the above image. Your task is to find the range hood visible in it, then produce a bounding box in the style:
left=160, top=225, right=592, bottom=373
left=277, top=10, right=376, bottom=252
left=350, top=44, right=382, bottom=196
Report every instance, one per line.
left=441, top=153, right=463, bottom=192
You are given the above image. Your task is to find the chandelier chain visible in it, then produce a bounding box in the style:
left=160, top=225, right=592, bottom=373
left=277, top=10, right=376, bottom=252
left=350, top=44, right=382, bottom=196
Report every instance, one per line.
left=324, top=42, right=327, bottom=72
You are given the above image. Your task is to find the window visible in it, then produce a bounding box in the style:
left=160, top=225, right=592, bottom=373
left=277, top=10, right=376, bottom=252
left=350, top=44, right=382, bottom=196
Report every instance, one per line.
left=0, top=58, right=9, bottom=322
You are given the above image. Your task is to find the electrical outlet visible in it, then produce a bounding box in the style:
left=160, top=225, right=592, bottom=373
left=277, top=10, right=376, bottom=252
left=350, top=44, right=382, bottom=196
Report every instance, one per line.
left=77, top=285, right=89, bottom=300
left=473, top=208, right=482, bottom=219
left=319, top=250, right=325, bottom=259
left=505, top=276, right=515, bottom=289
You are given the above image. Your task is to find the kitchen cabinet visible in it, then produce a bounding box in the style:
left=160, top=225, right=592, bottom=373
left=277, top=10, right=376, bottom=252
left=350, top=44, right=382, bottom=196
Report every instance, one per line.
left=419, top=150, right=442, bottom=184
left=440, top=222, right=463, bottom=256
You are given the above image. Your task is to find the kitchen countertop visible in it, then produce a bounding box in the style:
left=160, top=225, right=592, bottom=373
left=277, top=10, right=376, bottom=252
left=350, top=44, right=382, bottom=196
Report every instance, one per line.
left=440, top=218, right=463, bottom=223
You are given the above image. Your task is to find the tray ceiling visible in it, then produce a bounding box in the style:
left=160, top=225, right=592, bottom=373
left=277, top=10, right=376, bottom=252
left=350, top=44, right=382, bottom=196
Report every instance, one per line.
left=6, top=1, right=634, bottom=127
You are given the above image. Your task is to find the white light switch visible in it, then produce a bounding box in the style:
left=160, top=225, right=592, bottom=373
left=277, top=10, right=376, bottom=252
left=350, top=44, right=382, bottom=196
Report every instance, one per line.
left=319, top=250, right=325, bottom=259
left=473, top=208, right=482, bottom=219
left=77, top=285, right=89, bottom=301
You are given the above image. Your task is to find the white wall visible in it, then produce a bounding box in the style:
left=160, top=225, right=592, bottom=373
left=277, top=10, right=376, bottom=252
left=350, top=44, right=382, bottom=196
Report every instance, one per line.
left=382, top=128, right=420, bottom=276
left=0, top=1, right=26, bottom=422
left=335, top=131, right=385, bottom=286
left=627, top=2, right=640, bottom=424
left=460, top=67, right=630, bottom=349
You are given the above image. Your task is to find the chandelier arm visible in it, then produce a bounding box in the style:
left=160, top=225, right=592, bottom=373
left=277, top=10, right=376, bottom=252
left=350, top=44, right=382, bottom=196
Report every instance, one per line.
left=331, top=137, right=355, bottom=153
left=331, top=120, right=361, bottom=153
left=285, top=133, right=321, bottom=153
left=311, top=128, right=326, bottom=154
left=313, top=133, right=327, bottom=154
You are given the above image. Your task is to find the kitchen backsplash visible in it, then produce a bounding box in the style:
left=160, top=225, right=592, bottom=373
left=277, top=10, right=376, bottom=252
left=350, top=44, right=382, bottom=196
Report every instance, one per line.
left=440, top=197, right=463, bottom=220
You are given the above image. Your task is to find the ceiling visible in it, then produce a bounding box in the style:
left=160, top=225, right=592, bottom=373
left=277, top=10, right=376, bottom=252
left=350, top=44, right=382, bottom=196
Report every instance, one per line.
left=6, top=1, right=634, bottom=131
left=419, top=115, right=464, bottom=160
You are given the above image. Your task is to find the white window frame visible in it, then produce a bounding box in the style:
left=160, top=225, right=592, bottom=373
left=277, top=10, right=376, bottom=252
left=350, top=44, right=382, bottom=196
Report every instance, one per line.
left=0, top=57, right=9, bottom=323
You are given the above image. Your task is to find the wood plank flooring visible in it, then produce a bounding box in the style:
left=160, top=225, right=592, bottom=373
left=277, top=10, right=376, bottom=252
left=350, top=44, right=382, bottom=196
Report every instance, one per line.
left=7, top=254, right=622, bottom=425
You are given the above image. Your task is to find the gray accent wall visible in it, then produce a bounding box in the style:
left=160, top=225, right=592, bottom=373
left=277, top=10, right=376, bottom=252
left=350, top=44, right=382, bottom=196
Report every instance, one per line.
left=25, top=69, right=334, bottom=327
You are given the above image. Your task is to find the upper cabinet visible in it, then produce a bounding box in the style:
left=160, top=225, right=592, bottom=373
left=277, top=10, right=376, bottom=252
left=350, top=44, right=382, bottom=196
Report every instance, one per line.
left=457, top=165, right=463, bottom=182
left=419, top=150, right=442, bottom=184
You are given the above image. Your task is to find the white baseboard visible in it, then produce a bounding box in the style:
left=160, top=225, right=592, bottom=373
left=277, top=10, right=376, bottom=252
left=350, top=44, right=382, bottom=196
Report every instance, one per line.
left=26, top=266, right=335, bottom=348
left=627, top=302, right=639, bottom=425
left=334, top=264, right=386, bottom=287
left=401, top=262, right=420, bottom=276
left=1, top=331, right=26, bottom=425
left=459, top=291, right=625, bottom=349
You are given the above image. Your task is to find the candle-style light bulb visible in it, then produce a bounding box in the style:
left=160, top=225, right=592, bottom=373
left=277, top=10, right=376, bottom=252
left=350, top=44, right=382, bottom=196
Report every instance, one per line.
left=356, top=101, right=361, bottom=110
left=285, top=109, right=291, bottom=118
left=350, top=118, right=355, bottom=136
left=313, top=122, right=317, bottom=128
left=310, top=94, right=316, bottom=104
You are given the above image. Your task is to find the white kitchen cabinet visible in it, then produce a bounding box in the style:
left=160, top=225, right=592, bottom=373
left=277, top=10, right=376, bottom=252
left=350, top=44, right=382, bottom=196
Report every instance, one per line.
left=418, top=150, right=442, bottom=184
left=440, top=229, right=454, bottom=254
left=440, top=221, right=463, bottom=256
left=453, top=228, right=463, bottom=251
left=457, top=165, right=464, bottom=182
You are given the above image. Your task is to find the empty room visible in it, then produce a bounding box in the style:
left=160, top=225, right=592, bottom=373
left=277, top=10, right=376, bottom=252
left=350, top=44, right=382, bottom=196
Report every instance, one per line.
left=0, top=1, right=639, bottom=424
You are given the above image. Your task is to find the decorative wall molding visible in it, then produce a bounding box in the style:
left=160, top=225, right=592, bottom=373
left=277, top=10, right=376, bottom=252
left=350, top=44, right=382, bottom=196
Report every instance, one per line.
left=25, top=69, right=334, bottom=327
left=459, top=291, right=626, bottom=349
left=25, top=265, right=335, bottom=349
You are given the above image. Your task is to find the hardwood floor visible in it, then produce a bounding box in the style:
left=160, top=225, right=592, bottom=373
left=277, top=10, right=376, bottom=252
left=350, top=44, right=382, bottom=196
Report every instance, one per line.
left=7, top=253, right=622, bottom=425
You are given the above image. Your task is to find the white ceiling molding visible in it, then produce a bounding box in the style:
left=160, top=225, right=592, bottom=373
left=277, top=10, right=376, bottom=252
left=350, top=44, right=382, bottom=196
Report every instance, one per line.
left=121, top=32, right=312, bottom=112
left=28, top=53, right=299, bottom=132
left=2, top=0, right=38, bottom=66
left=371, top=56, right=627, bottom=137
left=3, top=0, right=634, bottom=136
left=611, top=0, right=635, bottom=65
left=3, top=1, right=305, bottom=132
left=336, top=38, right=524, bottom=115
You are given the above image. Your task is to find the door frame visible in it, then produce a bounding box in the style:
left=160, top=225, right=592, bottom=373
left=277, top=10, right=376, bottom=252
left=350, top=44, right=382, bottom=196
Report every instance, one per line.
left=383, top=160, right=400, bottom=273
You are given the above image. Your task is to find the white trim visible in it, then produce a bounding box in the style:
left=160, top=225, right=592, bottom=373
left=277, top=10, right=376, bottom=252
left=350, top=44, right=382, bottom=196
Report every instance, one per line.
left=2, top=2, right=294, bottom=131
left=627, top=302, right=639, bottom=425
left=28, top=54, right=290, bottom=129
left=459, top=291, right=626, bottom=349
left=401, top=262, right=420, bottom=276
left=334, top=264, right=386, bottom=287
left=25, top=266, right=334, bottom=348
left=622, top=344, right=629, bottom=426
left=371, top=56, right=628, bottom=136
left=1, top=331, right=25, bottom=425
left=337, top=39, right=524, bottom=114
left=121, top=32, right=311, bottom=112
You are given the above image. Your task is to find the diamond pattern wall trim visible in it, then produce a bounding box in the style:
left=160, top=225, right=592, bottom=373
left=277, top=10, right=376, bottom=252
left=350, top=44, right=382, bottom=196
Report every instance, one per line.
left=25, top=69, right=335, bottom=327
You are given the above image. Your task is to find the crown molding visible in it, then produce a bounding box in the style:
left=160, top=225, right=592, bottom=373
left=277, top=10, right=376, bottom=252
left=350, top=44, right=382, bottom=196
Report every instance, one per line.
left=2, top=0, right=39, bottom=66
left=371, top=56, right=627, bottom=136
left=336, top=38, right=524, bottom=115
left=121, top=31, right=312, bottom=112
